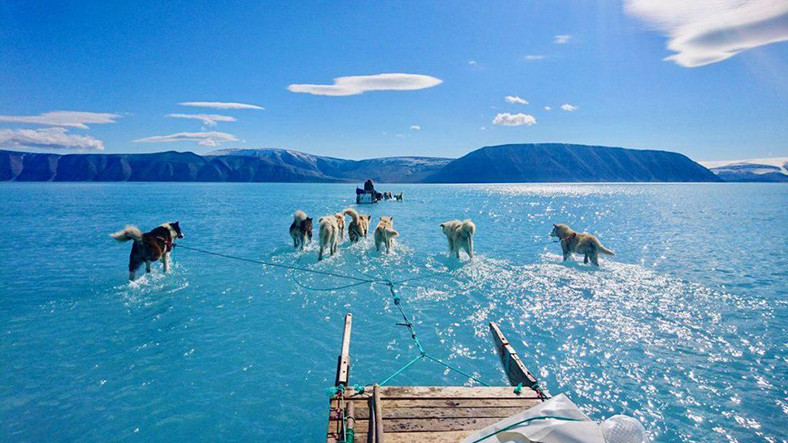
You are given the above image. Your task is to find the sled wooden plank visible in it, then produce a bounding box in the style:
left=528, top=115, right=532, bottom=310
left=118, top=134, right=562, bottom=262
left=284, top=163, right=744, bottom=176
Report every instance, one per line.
left=336, top=313, right=353, bottom=387
left=489, top=322, right=540, bottom=389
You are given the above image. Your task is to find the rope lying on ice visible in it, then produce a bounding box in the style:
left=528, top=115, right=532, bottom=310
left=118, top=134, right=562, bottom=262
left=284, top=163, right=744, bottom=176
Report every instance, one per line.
left=174, top=243, right=548, bottom=398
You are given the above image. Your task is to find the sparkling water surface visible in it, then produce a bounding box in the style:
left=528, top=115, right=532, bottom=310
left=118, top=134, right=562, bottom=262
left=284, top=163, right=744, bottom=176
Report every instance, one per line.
left=1, top=183, right=786, bottom=442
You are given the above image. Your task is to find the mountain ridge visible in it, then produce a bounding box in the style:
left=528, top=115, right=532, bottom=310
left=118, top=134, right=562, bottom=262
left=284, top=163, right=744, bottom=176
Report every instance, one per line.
left=0, top=143, right=721, bottom=183
left=700, top=157, right=788, bottom=182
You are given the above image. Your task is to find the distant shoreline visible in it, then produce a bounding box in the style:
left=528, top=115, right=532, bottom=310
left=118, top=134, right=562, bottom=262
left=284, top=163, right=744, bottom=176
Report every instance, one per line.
left=0, top=143, right=728, bottom=183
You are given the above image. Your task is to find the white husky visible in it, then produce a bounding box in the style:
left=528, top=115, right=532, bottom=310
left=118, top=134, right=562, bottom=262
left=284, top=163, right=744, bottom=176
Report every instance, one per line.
left=374, top=216, right=399, bottom=254
left=317, top=215, right=340, bottom=261
left=440, top=219, right=475, bottom=259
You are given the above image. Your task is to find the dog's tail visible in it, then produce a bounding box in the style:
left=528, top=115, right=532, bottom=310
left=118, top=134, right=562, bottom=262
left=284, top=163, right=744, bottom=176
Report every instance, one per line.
left=342, top=208, right=360, bottom=223
left=595, top=239, right=615, bottom=256
left=386, top=228, right=399, bottom=238
left=293, top=210, right=307, bottom=222
left=110, top=225, right=143, bottom=243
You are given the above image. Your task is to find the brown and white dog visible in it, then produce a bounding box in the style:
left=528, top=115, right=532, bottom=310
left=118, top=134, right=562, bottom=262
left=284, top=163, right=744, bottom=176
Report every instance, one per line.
left=317, top=215, right=340, bottom=261
left=549, top=223, right=615, bottom=266
left=343, top=208, right=371, bottom=243
left=440, top=219, right=475, bottom=259
left=110, top=222, right=184, bottom=280
left=289, top=210, right=313, bottom=250
left=374, top=216, right=399, bottom=253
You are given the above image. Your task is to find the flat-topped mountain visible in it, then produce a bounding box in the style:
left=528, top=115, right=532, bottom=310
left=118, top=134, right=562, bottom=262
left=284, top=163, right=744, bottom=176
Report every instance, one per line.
left=0, top=143, right=720, bottom=183
left=426, top=144, right=721, bottom=182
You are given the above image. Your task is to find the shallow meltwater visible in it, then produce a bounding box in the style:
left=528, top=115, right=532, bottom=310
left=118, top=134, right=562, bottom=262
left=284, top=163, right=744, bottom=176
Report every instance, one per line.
left=1, top=183, right=786, bottom=442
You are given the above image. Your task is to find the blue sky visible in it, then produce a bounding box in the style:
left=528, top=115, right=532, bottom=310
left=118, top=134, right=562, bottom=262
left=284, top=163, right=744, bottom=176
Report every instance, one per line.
left=1, top=1, right=787, bottom=161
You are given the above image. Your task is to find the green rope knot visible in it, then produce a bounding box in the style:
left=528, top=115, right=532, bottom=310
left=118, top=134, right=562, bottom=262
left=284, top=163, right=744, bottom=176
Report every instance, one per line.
left=514, top=382, right=523, bottom=395
left=352, top=385, right=365, bottom=394
left=326, top=384, right=346, bottom=397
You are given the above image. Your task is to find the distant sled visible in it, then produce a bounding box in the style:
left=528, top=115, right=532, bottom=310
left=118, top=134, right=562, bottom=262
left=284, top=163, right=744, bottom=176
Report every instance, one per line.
left=355, top=187, right=380, bottom=204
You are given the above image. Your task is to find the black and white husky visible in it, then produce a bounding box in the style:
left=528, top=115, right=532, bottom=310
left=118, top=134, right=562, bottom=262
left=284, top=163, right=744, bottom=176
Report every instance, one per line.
left=110, top=222, right=184, bottom=280
left=289, top=210, right=313, bottom=250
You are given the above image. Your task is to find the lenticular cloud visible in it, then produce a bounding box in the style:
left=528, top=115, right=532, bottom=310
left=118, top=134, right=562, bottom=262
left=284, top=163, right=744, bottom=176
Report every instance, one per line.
left=0, top=127, right=105, bottom=150
left=134, top=131, right=238, bottom=147
left=0, top=111, right=120, bottom=129
left=288, top=73, right=443, bottom=96
left=625, top=0, right=788, bottom=67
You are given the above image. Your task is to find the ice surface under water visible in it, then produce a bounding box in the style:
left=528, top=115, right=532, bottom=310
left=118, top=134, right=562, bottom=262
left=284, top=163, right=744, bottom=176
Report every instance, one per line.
left=1, top=182, right=785, bottom=442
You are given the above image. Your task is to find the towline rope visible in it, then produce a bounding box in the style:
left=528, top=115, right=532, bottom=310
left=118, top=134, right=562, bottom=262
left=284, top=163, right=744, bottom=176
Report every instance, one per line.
left=174, top=242, right=545, bottom=392
left=173, top=244, right=378, bottom=284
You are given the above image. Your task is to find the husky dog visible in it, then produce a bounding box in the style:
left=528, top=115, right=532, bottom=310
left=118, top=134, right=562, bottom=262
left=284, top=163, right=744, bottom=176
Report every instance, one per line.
left=549, top=223, right=615, bottom=266
left=334, top=213, right=346, bottom=241
left=343, top=208, right=371, bottom=243
left=110, top=222, right=184, bottom=280
left=440, top=219, right=475, bottom=259
left=383, top=191, right=393, bottom=200
left=394, top=192, right=403, bottom=201
left=317, top=216, right=340, bottom=261
left=289, top=210, right=313, bottom=250
left=374, top=216, right=399, bottom=253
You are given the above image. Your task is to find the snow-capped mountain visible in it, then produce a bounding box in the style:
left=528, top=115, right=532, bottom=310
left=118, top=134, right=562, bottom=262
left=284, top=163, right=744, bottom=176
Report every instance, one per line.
left=700, top=157, right=788, bottom=182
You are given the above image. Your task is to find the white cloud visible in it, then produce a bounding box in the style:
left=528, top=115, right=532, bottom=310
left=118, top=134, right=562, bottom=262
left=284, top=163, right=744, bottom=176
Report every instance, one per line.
left=410, top=125, right=421, bottom=130
left=0, top=127, right=104, bottom=150
left=167, top=113, right=236, bottom=126
left=625, top=0, right=788, bottom=67
left=544, top=106, right=552, bottom=111
left=134, top=131, right=238, bottom=147
left=554, top=34, right=572, bottom=44
left=561, top=104, right=579, bottom=111
left=0, top=111, right=120, bottom=129
left=287, top=73, right=443, bottom=96
left=468, top=60, right=478, bottom=66
left=179, top=102, right=264, bottom=110
left=525, top=55, right=546, bottom=60
left=505, top=95, right=529, bottom=105
left=492, top=113, right=537, bottom=126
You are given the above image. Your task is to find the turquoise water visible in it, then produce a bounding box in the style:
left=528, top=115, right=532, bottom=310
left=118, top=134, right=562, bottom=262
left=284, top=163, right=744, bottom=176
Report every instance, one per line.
left=1, top=183, right=786, bottom=442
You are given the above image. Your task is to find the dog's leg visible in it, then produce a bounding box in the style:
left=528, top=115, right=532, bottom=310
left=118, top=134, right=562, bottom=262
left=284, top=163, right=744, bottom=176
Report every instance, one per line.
left=145, top=260, right=151, bottom=273
left=162, top=252, right=170, bottom=273
left=318, top=245, right=324, bottom=261
left=584, top=253, right=589, bottom=264
left=462, top=238, right=473, bottom=259
left=591, top=252, right=599, bottom=266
